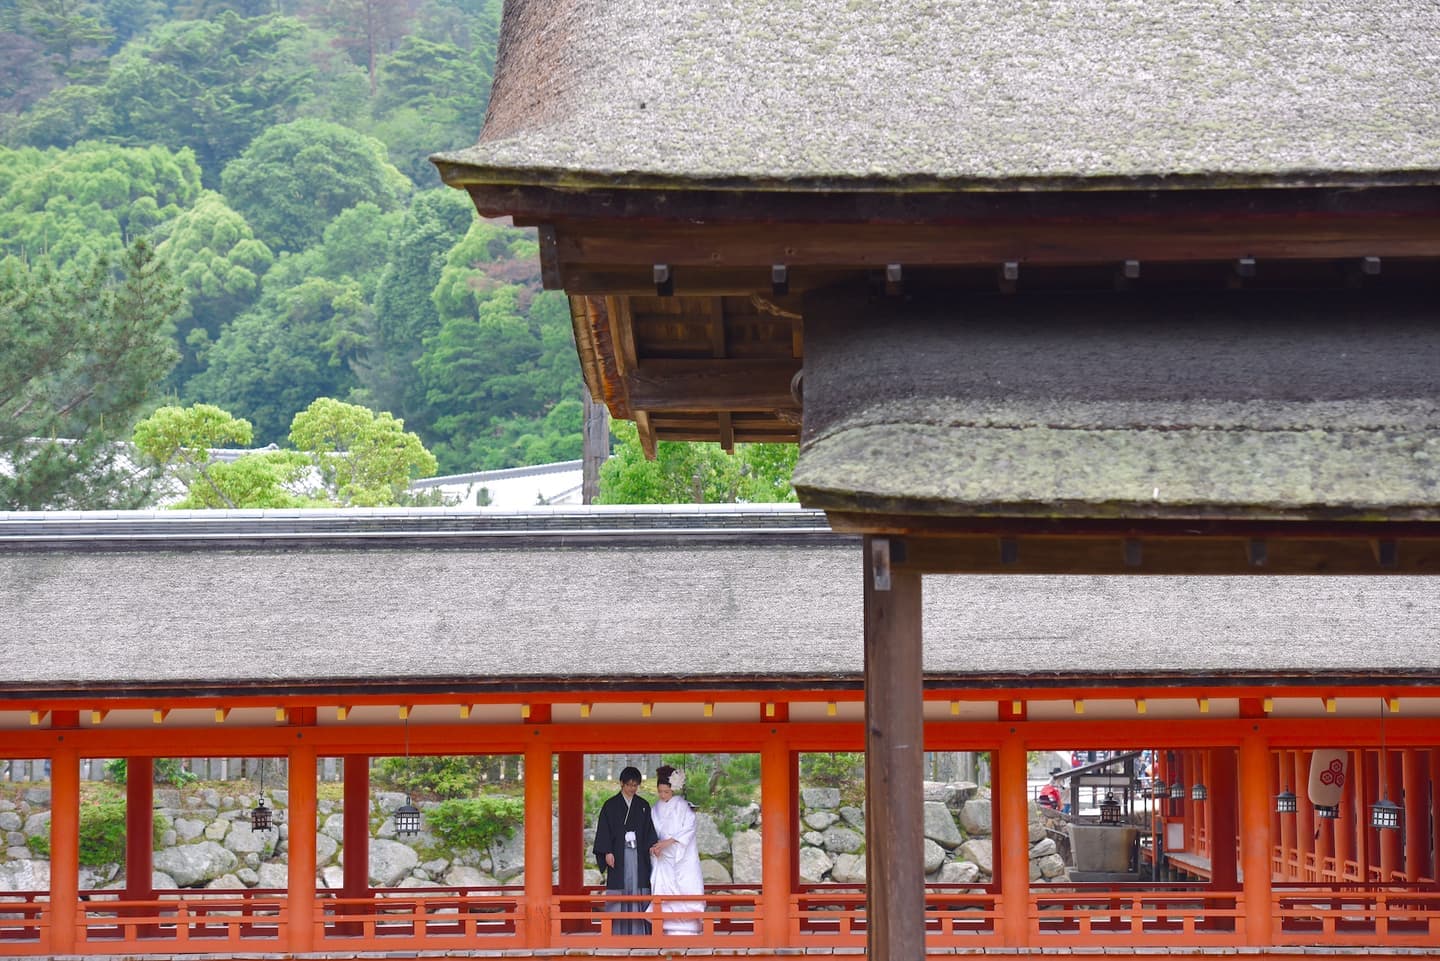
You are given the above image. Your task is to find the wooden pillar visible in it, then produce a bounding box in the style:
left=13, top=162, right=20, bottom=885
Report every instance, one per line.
left=1430, top=750, right=1440, bottom=882
left=760, top=734, right=794, bottom=945
left=862, top=535, right=925, bottom=961
left=1238, top=736, right=1272, bottom=944
left=523, top=740, right=553, bottom=948
left=1276, top=751, right=1296, bottom=880
left=1208, top=749, right=1238, bottom=889
left=49, top=744, right=80, bottom=954
left=342, top=757, right=370, bottom=895
left=997, top=733, right=1031, bottom=947
left=126, top=757, right=155, bottom=902
left=1349, top=749, right=1366, bottom=880
left=1403, top=750, right=1427, bottom=882
left=557, top=752, right=585, bottom=932
left=1184, top=752, right=1199, bottom=854
left=288, top=744, right=318, bottom=953
left=1376, top=749, right=1400, bottom=880
left=1294, top=751, right=1314, bottom=880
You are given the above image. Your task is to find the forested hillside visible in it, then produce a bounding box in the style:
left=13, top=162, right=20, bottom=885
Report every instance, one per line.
left=0, top=0, right=799, bottom=509
left=0, top=0, right=586, bottom=478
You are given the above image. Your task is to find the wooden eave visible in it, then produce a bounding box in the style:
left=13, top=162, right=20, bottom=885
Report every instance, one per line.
left=475, top=184, right=1440, bottom=458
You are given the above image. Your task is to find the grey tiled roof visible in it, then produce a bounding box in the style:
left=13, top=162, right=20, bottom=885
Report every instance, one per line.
left=2, top=509, right=1438, bottom=695
left=434, top=0, right=1440, bottom=191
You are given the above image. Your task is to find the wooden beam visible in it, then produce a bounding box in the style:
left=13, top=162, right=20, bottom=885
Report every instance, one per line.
left=862, top=535, right=925, bottom=960
left=826, top=526, right=1440, bottom=576
left=557, top=216, right=1440, bottom=272
left=624, top=359, right=801, bottom=411
left=462, top=183, right=1440, bottom=229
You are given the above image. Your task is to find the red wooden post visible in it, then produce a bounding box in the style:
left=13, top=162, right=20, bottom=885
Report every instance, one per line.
left=997, top=733, right=1030, bottom=946
left=1276, top=750, right=1296, bottom=879
left=49, top=743, right=80, bottom=954
left=1402, top=750, right=1425, bottom=882
left=523, top=739, right=553, bottom=948
left=557, top=752, right=585, bottom=932
left=1379, top=750, right=1404, bottom=880
left=288, top=743, right=318, bottom=952
left=342, top=757, right=369, bottom=895
left=1294, top=751, right=1315, bottom=880
left=760, top=734, right=793, bottom=945
left=862, top=535, right=925, bottom=961
left=1430, top=750, right=1440, bottom=883
left=126, top=757, right=155, bottom=902
left=1239, top=736, right=1272, bottom=943
left=1348, top=749, right=1366, bottom=879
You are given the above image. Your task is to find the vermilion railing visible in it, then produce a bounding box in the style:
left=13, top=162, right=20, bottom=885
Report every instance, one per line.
left=1270, top=885, right=1440, bottom=945
left=75, top=892, right=287, bottom=949
left=317, top=889, right=524, bottom=945
left=1029, top=887, right=1246, bottom=944
left=3, top=882, right=1440, bottom=956
left=551, top=889, right=763, bottom=942
left=0, top=894, right=46, bottom=952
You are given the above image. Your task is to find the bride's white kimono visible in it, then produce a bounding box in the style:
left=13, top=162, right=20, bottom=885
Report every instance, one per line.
left=650, top=796, right=706, bottom=934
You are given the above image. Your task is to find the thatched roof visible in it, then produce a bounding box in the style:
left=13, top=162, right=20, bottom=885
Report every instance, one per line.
left=2, top=509, right=1438, bottom=698
left=434, top=0, right=1440, bottom=192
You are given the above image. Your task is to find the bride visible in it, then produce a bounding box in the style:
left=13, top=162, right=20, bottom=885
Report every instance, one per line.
left=649, top=765, right=706, bottom=935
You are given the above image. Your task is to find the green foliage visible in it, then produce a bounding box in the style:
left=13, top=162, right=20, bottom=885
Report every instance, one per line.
left=425, top=795, right=523, bottom=852
left=184, top=276, right=369, bottom=443
left=174, top=450, right=323, bottom=508
left=78, top=795, right=127, bottom=865
left=153, top=190, right=274, bottom=386
left=103, top=757, right=200, bottom=787
left=0, top=238, right=179, bottom=509
left=289, top=397, right=436, bottom=505
left=26, top=832, right=50, bottom=858
left=358, top=187, right=474, bottom=426
left=89, top=13, right=317, bottom=184
left=417, top=220, right=584, bottom=473
left=800, top=752, right=864, bottom=788
left=220, top=118, right=410, bottom=253
left=0, top=142, right=202, bottom=262
left=132, top=402, right=255, bottom=507
left=373, top=755, right=515, bottom=799
left=597, top=421, right=798, bottom=505
left=661, top=753, right=760, bottom=820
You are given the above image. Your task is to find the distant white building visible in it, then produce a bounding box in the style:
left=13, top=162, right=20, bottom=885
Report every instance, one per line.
left=409, top=460, right=584, bottom=508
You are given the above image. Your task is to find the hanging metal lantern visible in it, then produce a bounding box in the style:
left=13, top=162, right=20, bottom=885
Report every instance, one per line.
left=1370, top=797, right=1402, bottom=831
left=394, top=798, right=422, bottom=836
left=1099, top=792, right=1123, bottom=824
left=1191, top=782, right=1208, bottom=801
left=250, top=798, right=274, bottom=832
left=1169, top=780, right=1185, bottom=799
left=1275, top=788, right=1297, bottom=814
left=250, top=758, right=274, bottom=831
left=1315, top=803, right=1340, bottom=820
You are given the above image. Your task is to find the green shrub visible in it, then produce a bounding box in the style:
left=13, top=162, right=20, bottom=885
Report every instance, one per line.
left=27, top=834, right=50, bottom=858
left=373, top=756, right=517, bottom=799
left=800, top=752, right=864, bottom=787
left=78, top=796, right=128, bottom=866
left=424, top=796, right=524, bottom=852
left=102, top=758, right=198, bottom=787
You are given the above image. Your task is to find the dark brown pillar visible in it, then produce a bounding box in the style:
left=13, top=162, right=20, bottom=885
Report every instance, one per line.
left=862, top=535, right=925, bottom=960
left=126, top=758, right=155, bottom=902
left=1208, top=749, right=1238, bottom=889
left=343, top=756, right=370, bottom=895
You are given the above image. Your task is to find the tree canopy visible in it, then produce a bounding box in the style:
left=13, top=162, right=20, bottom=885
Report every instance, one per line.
left=0, top=239, right=179, bottom=509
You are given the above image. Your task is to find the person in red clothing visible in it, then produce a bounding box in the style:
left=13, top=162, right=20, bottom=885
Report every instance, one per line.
left=1038, top=767, right=1063, bottom=808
